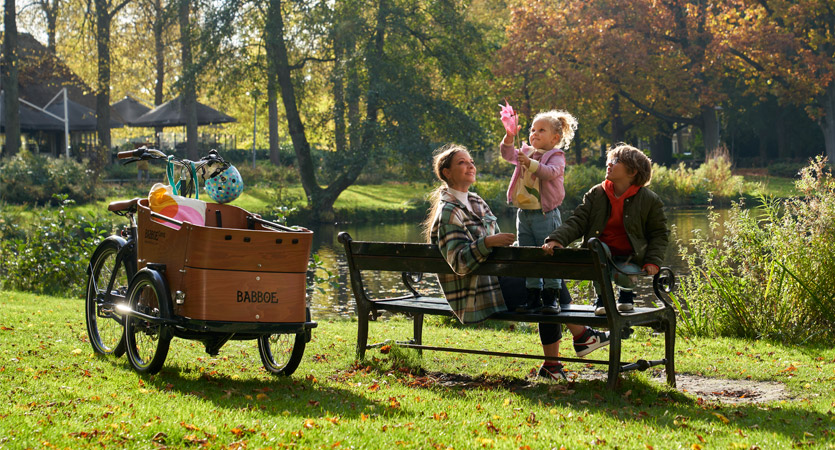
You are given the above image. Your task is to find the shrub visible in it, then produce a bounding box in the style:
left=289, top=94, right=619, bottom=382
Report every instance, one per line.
left=673, top=156, right=835, bottom=345
left=562, top=163, right=604, bottom=211
left=0, top=196, right=115, bottom=297
left=650, top=148, right=749, bottom=206
left=0, top=150, right=102, bottom=205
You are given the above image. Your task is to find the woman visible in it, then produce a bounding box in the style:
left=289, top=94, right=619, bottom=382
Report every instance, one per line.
left=422, top=144, right=610, bottom=381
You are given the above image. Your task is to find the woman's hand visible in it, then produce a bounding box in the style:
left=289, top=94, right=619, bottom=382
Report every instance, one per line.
left=485, top=233, right=516, bottom=248
left=541, top=240, right=563, bottom=255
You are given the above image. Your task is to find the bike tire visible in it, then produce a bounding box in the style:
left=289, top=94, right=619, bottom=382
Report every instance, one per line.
left=258, top=332, right=306, bottom=376
left=258, top=308, right=309, bottom=376
left=85, top=237, right=134, bottom=357
left=124, top=270, right=172, bottom=374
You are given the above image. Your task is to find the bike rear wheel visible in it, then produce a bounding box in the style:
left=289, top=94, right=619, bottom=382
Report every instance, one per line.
left=124, top=271, right=172, bottom=374
left=258, top=307, right=309, bottom=376
left=85, top=238, right=134, bottom=357
left=258, top=332, right=306, bottom=376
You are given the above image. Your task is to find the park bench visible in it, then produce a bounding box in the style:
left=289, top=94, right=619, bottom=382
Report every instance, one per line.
left=338, top=232, right=677, bottom=389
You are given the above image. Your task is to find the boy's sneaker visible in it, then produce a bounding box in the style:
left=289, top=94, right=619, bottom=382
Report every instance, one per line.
left=574, top=327, right=611, bottom=357
left=594, top=297, right=606, bottom=316
left=516, top=288, right=542, bottom=313
left=538, top=362, right=567, bottom=382
left=540, top=288, right=561, bottom=314
left=617, top=290, right=635, bottom=312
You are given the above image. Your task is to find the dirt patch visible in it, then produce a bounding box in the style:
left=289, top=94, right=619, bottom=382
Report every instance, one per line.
left=379, top=366, right=794, bottom=404
left=652, top=372, right=794, bottom=404
left=571, top=368, right=793, bottom=404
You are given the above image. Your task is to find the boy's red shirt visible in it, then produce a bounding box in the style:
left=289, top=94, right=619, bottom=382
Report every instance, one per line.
left=599, top=180, right=642, bottom=256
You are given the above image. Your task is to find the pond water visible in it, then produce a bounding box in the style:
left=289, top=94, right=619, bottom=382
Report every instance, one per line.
left=304, top=207, right=728, bottom=320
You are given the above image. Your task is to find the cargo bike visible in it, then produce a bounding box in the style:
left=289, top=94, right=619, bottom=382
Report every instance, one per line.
left=85, top=147, right=316, bottom=375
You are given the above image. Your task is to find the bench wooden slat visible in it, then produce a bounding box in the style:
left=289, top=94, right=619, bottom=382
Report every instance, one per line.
left=350, top=243, right=599, bottom=280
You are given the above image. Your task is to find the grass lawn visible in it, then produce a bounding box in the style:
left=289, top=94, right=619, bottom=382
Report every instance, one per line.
left=740, top=175, right=800, bottom=199
left=34, top=181, right=431, bottom=221
left=2, top=291, right=833, bottom=449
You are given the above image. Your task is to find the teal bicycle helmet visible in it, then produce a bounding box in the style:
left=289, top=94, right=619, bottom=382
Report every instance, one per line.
left=204, top=165, right=244, bottom=203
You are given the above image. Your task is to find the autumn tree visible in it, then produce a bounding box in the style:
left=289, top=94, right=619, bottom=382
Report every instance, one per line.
left=719, top=0, right=835, bottom=160
left=497, top=0, right=737, bottom=163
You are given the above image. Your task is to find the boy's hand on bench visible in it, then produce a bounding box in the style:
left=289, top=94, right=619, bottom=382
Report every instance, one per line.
left=541, top=240, right=562, bottom=255
left=485, top=233, right=516, bottom=248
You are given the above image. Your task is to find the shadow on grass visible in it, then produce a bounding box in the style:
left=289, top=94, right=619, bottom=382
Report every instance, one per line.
left=122, top=362, right=377, bottom=420
left=357, top=351, right=828, bottom=444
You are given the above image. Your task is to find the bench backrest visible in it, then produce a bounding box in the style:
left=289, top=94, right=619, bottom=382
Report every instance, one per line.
left=338, top=232, right=609, bottom=282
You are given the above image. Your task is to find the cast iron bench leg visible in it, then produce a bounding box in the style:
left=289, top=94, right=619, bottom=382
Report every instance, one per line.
left=413, top=313, right=424, bottom=356
left=607, top=330, right=622, bottom=389
left=665, top=314, right=677, bottom=388
left=357, top=305, right=369, bottom=360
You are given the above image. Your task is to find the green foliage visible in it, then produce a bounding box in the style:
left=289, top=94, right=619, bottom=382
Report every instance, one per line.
left=0, top=150, right=102, bottom=205
left=0, top=196, right=115, bottom=297
left=674, top=157, right=835, bottom=344
left=562, top=163, right=605, bottom=211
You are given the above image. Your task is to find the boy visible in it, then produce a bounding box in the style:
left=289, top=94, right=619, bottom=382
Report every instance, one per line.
left=541, top=144, right=669, bottom=315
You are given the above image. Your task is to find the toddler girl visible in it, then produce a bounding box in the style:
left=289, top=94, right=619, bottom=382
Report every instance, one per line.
left=500, top=109, right=578, bottom=314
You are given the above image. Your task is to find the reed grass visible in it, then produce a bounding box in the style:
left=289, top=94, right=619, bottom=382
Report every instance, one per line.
left=673, top=157, right=835, bottom=344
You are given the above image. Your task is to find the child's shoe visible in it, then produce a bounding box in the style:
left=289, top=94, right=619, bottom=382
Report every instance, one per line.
left=574, top=327, right=611, bottom=357
left=540, top=288, right=561, bottom=314
left=594, top=297, right=606, bottom=316
left=537, top=362, right=567, bottom=382
left=516, top=288, right=542, bottom=313
left=617, top=289, right=635, bottom=312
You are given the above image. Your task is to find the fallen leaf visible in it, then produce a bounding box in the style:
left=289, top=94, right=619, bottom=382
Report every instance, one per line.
left=180, top=422, right=200, bottom=431
left=712, top=413, right=730, bottom=424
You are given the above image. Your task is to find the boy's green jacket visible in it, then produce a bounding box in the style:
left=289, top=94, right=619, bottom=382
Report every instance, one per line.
left=546, top=183, right=669, bottom=267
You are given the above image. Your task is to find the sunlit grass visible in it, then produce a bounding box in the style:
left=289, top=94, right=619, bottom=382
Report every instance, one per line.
left=2, top=290, right=833, bottom=449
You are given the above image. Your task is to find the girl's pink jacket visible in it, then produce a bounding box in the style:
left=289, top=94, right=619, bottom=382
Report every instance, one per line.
left=500, top=142, right=566, bottom=214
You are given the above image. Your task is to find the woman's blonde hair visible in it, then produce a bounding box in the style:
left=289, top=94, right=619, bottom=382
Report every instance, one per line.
left=531, top=110, right=578, bottom=149
left=607, top=143, right=653, bottom=186
left=421, top=144, right=470, bottom=243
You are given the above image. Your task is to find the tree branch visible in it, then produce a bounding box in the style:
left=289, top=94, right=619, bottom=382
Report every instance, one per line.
left=727, top=46, right=791, bottom=89
left=618, top=89, right=698, bottom=126
left=288, top=56, right=336, bottom=70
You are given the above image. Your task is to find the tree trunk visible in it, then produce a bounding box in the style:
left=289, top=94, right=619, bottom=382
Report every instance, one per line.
left=571, top=127, right=583, bottom=165
left=701, top=105, right=720, bottom=155
left=776, top=110, right=789, bottom=159
left=45, top=0, right=58, bottom=51
left=650, top=122, right=673, bottom=166
left=820, top=81, right=835, bottom=161
left=610, top=94, right=625, bottom=144
left=266, top=0, right=318, bottom=200
left=3, top=0, right=21, bottom=157
left=95, top=0, right=113, bottom=158
left=267, top=72, right=280, bottom=165
left=332, top=34, right=346, bottom=155
left=153, top=0, right=165, bottom=148
left=179, top=0, right=198, bottom=160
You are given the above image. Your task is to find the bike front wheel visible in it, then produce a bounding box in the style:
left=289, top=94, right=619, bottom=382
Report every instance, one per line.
left=124, top=271, right=172, bottom=374
left=85, top=238, right=134, bottom=357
